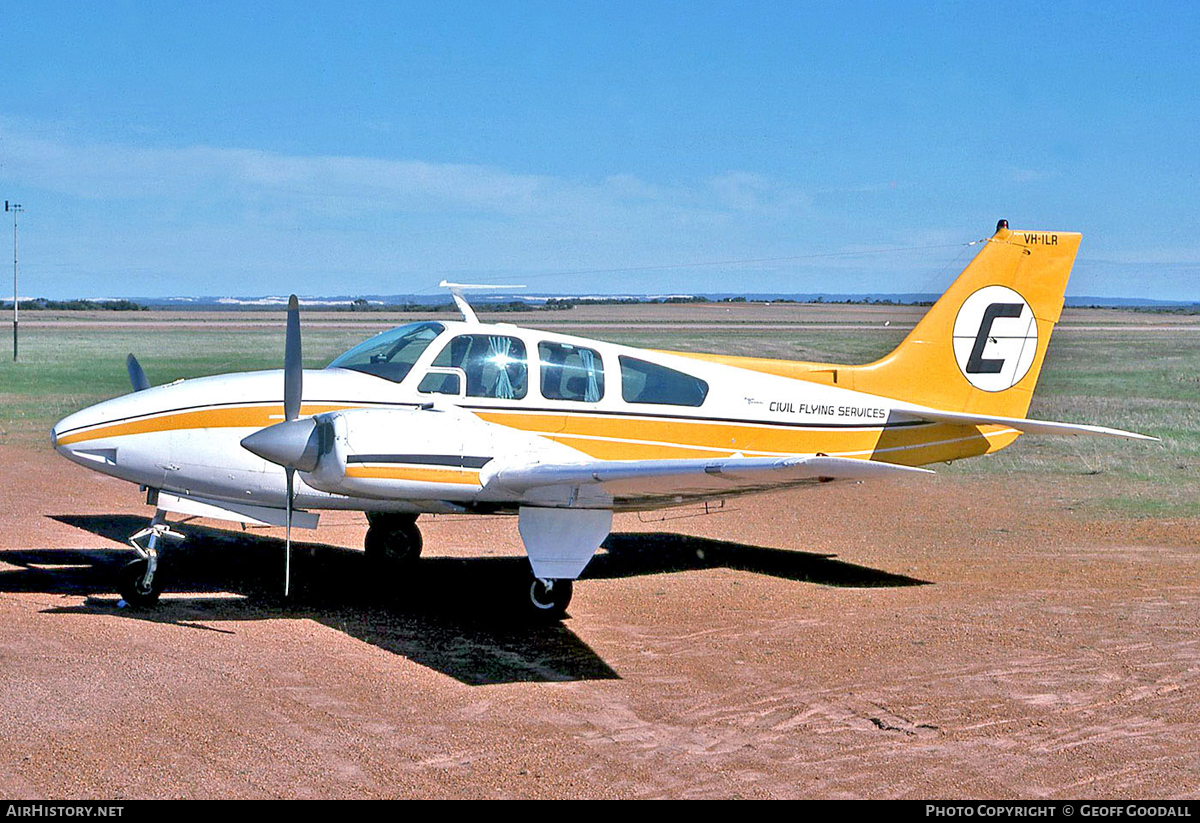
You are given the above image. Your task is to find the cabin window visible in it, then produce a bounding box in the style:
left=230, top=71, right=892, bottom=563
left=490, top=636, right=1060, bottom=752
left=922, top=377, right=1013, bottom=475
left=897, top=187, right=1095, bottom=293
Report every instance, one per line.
left=326, top=322, right=445, bottom=383
left=432, top=334, right=528, bottom=400
left=619, top=356, right=708, bottom=407
left=538, top=341, right=604, bottom=402
left=417, top=369, right=462, bottom=396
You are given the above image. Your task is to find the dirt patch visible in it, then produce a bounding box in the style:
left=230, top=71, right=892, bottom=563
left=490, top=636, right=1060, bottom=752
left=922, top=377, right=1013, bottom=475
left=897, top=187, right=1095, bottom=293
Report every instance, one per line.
left=1, top=445, right=1198, bottom=798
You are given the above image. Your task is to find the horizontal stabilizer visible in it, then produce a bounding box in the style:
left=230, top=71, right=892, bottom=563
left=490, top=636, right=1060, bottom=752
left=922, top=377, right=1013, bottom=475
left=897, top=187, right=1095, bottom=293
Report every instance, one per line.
left=900, top=408, right=1158, bottom=441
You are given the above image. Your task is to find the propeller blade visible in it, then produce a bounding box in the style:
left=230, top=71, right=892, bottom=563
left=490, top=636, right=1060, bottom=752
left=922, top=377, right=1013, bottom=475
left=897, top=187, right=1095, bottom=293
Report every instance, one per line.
left=126, top=354, right=151, bottom=392
left=284, top=295, right=302, bottom=423
left=284, top=467, right=293, bottom=598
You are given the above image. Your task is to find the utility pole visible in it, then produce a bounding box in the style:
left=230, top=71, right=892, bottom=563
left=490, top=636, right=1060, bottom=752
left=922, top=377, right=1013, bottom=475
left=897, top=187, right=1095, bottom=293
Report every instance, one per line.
left=5, top=201, right=21, bottom=362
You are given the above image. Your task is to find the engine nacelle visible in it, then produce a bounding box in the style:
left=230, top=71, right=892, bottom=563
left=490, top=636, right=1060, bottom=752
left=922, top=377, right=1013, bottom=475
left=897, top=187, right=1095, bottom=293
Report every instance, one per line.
left=300, top=406, right=570, bottom=502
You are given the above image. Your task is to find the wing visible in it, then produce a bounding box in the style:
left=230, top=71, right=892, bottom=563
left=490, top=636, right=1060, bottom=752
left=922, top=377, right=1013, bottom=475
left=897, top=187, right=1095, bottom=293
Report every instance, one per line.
left=482, top=454, right=932, bottom=508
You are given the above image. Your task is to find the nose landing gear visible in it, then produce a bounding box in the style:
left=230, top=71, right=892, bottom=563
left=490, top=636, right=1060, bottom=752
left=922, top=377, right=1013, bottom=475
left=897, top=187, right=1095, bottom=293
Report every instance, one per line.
left=117, top=557, right=165, bottom=607
left=119, top=510, right=185, bottom=607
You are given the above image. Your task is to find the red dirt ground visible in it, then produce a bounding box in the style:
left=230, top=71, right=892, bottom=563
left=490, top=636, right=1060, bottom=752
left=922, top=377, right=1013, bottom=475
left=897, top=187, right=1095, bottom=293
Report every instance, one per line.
left=1, top=445, right=1198, bottom=799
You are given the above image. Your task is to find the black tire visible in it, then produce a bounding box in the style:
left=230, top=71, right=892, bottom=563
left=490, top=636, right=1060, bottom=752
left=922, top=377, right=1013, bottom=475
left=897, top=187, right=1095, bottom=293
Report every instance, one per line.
left=526, top=577, right=573, bottom=621
left=117, top=558, right=164, bottom=607
left=364, top=517, right=423, bottom=572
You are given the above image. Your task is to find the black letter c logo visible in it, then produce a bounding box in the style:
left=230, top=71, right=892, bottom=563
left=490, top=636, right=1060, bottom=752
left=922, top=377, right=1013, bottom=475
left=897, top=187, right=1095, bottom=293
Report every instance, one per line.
left=966, top=303, right=1023, bottom=374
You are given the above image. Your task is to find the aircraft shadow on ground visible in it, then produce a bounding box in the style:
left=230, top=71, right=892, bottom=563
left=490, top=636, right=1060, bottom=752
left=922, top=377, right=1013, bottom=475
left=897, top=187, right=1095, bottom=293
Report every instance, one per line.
left=4, top=514, right=928, bottom=686
left=595, top=532, right=929, bottom=588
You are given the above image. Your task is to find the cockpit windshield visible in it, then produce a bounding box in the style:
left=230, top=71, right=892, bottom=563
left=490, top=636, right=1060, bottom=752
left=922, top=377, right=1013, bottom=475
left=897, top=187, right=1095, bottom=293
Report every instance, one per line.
left=326, top=322, right=445, bottom=383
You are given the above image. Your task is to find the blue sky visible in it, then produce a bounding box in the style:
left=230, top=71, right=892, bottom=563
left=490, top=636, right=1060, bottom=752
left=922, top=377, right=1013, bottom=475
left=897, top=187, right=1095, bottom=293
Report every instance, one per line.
left=1, top=1, right=1198, bottom=299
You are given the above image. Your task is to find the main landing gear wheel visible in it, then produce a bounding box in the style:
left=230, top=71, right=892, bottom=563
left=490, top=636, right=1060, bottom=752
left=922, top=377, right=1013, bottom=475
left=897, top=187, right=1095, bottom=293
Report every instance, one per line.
left=364, top=513, right=423, bottom=574
left=117, top=558, right=165, bottom=607
left=526, top=577, right=573, bottom=621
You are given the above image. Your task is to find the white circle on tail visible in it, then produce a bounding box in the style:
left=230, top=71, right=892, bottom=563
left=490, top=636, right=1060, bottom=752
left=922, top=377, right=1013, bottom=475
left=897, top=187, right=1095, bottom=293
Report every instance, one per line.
left=951, top=285, right=1038, bottom=392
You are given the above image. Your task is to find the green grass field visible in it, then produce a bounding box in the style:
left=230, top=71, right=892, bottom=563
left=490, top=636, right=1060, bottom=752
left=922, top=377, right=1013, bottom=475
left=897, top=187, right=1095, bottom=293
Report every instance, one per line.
left=1, top=311, right=1195, bottom=517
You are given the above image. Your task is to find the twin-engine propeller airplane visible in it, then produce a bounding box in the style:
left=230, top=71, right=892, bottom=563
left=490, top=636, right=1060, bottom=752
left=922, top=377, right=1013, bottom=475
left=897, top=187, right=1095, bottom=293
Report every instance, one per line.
left=52, top=221, right=1155, bottom=619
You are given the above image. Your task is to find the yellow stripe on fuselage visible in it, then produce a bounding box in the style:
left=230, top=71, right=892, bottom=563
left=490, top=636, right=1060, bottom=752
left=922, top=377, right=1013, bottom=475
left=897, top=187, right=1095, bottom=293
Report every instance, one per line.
left=55, top=403, right=357, bottom=447
left=344, top=465, right=482, bottom=486
left=472, top=409, right=1018, bottom=466
left=58, top=401, right=1019, bottom=468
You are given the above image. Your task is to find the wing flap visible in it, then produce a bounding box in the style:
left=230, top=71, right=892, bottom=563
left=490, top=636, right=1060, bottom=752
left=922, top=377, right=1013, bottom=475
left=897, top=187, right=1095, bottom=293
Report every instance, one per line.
left=483, top=454, right=932, bottom=500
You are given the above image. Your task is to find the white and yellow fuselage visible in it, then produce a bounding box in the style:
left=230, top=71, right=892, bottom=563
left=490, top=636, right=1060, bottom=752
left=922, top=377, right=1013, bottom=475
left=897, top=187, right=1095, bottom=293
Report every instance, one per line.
left=52, top=226, right=1154, bottom=586
left=51, top=323, right=1016, bottom=515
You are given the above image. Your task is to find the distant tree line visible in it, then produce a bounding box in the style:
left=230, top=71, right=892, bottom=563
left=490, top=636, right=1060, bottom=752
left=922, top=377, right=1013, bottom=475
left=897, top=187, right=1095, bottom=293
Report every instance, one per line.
left=1126, top=304, right=1200, bottom=315
left=0, top=298, right=147, bottom=311
left=798, top=296, right=935, bottom=306
left=6, top=295, right=1189, bottom=313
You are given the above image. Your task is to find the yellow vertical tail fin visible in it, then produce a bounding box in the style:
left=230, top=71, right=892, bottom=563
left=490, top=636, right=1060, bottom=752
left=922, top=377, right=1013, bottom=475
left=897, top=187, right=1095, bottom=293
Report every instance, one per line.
left=843, top=221, right=1082, bottom=417
left=660, top=221, right=1082, bottom=419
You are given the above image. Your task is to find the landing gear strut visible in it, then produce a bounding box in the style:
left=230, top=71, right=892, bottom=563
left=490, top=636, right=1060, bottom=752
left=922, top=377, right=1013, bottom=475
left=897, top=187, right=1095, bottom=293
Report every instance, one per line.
left=364, top=512, right=423, bottom=574
left=119, top=510, right=185, bottom=607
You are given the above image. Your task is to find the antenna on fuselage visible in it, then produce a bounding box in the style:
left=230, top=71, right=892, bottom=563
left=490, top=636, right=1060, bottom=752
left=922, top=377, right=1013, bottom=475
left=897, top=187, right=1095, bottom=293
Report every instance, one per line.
left=438, top=280, right=526, bottom=324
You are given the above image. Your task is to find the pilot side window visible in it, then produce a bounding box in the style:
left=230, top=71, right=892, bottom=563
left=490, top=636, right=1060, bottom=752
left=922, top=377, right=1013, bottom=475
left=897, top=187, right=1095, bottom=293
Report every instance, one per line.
left=432, top=334, right=528, bottom=400
left=326, top=321, right=445, bottom=383
left=619, top=356, right=708, bottom=407
left=538, top=341, right=604, bottom=402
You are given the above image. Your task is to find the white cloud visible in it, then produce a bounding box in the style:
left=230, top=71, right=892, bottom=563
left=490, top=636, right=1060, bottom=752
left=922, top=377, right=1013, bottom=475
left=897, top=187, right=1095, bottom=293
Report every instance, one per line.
left=0, top=119, right=841, bottom=295
left=0, top=119, right=810, bottom=224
